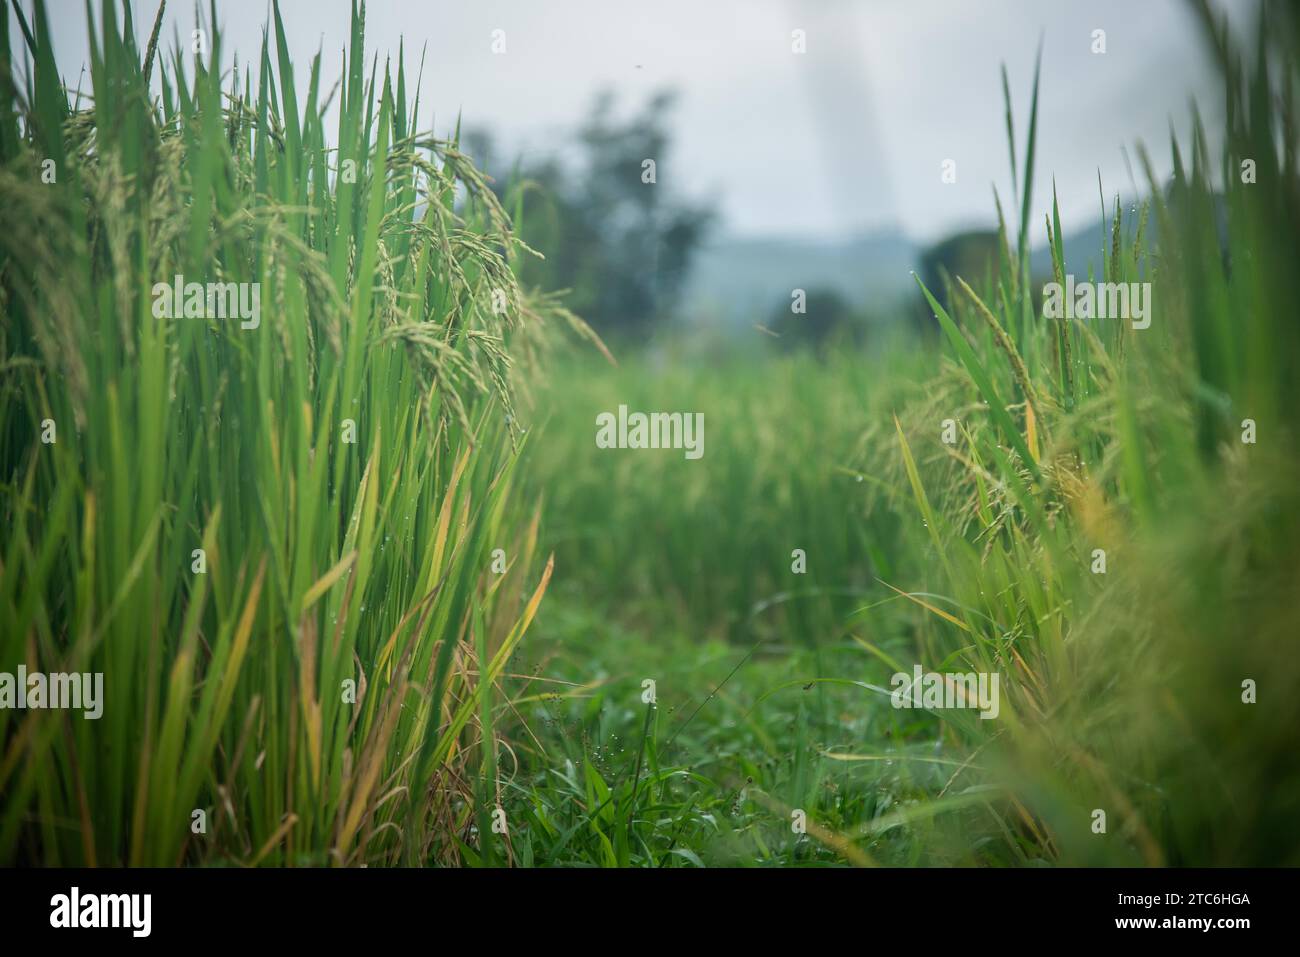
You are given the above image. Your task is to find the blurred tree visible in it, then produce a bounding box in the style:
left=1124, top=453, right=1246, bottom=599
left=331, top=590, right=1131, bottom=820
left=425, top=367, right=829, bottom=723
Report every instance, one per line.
left=465, top=89, right=714, bottom=338
left=915, top=229, right=1001, bottom=336
left=766, top=286, right=863, bottom=354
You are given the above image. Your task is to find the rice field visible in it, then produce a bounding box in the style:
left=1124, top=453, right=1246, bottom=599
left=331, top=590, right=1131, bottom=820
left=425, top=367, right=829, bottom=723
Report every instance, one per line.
left=2, top=0, right=1298, bottom=868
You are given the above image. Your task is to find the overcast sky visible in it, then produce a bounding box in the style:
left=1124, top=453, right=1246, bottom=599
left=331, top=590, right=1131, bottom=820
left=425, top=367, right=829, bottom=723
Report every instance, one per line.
left=21, top=0, right=1255, bottom=243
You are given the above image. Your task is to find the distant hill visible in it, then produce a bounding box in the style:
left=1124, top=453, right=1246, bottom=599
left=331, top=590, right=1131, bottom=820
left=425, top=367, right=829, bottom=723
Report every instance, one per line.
left=681, top=230, right=917, bottom=324
left=681, top=211, right=1137, bottom=327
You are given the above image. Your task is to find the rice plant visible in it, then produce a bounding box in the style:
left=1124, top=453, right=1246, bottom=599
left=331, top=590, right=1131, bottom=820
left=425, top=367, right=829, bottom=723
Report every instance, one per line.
left=0, top=0, right=570, bottom=866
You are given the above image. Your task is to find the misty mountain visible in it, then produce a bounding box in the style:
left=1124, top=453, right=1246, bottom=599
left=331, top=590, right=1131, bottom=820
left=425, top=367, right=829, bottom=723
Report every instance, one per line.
left=681, top=230, right=917, bottom=323
left=682, top=212, right=1131, bottom=326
